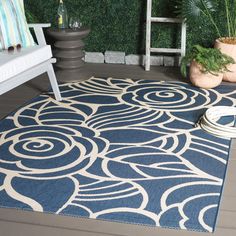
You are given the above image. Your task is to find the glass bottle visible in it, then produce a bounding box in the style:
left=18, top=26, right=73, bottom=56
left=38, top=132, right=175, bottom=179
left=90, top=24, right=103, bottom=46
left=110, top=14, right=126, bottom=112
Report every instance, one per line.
left=57, top=0, right=68, bottom=29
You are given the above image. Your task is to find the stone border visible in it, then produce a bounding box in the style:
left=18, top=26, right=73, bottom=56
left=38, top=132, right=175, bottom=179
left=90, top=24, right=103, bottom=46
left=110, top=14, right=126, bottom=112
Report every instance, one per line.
left=84, top=51, right=180, bottom=66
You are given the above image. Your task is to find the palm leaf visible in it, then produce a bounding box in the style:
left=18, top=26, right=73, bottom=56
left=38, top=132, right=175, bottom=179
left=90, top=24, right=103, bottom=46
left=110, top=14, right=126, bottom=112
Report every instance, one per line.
left=203, top=0, right=217, bottom=12
left=177, top=0, right=221, bottom=37
left=177, top=0, right=217, bottom=20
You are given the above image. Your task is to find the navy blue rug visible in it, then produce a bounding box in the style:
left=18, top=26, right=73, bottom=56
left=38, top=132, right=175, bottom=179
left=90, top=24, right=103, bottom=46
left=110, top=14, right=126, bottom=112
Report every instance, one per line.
left=0, top=77, right=235, bottom=232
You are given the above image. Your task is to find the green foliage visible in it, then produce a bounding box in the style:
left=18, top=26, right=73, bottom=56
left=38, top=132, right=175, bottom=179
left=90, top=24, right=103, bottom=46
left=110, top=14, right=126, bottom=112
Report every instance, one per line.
left=24, top=0, right=230, bottom=54
left=177, top=0, right=236, bottom=38
left=180, top=45, right=235, bottom=77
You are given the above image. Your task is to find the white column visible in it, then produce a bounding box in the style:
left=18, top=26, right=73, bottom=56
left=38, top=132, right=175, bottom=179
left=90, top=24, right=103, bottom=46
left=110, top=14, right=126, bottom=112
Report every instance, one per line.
left=145, top=0, right=152, bottom=71
left=181, top=21, right=187, bottom=58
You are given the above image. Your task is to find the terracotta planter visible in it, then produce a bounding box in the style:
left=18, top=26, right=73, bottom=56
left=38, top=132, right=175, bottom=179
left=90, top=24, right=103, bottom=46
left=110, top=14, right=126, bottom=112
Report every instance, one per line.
left=189, top=61, right=223, bottom=89
left=215, top=38, right=236, bottom=82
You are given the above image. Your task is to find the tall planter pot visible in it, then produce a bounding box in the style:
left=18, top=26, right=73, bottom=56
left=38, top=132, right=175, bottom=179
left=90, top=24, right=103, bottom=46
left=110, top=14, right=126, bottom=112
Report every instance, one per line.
left=215, top=38, right=236, bottom=82
left=190, top=61, right=223, bottom=89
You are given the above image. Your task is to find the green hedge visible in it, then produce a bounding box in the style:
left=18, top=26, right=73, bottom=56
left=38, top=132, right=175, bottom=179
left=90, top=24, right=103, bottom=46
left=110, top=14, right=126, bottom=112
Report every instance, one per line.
left=25, top=0, right=223, bottom=54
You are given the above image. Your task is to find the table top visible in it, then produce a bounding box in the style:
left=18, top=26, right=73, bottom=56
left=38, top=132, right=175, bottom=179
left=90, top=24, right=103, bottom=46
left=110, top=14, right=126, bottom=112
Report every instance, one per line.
left=47, top=27, right=90, bottom=40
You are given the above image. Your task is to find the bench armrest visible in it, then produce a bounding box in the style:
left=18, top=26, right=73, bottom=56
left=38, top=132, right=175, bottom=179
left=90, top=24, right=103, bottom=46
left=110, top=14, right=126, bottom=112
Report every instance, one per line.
left=28, top=23, right=51, bottom=45
left=28, top=23, right=51, bottom=28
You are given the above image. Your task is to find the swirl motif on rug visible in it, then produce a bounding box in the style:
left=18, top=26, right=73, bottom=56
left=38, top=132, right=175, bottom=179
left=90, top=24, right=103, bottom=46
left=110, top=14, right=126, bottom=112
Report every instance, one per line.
left=0, top=77, right=235, bottom=232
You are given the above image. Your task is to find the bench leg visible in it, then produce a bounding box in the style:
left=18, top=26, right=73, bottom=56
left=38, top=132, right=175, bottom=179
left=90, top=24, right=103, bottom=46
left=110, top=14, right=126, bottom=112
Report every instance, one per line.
left=47, top=64, right=62, bottom=101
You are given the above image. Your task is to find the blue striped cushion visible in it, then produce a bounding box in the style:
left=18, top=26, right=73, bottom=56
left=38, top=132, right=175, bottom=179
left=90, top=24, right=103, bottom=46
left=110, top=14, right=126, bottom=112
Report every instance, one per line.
left=0, top=0, right=35, bottom=50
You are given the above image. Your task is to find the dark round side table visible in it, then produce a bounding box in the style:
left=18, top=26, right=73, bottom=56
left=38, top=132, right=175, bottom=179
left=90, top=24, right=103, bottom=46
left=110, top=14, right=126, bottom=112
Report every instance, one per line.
left=47, top=27, right=90, bottom=82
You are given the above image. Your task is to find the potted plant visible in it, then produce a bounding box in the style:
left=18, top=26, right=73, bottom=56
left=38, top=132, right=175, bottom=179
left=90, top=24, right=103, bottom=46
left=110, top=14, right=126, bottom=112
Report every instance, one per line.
left=177, top=0, right=236, bottom=82
left=181, top=45, right=235, bottom=89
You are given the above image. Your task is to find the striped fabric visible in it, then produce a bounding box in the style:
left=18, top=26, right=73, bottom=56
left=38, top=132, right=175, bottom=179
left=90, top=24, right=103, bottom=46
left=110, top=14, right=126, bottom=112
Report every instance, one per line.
left=0, top=0, right=35, bottom=50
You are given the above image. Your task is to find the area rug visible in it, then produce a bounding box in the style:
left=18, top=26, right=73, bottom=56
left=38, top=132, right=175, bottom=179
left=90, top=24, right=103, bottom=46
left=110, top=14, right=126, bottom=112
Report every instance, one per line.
left=0, top=77, right=235, bottom=233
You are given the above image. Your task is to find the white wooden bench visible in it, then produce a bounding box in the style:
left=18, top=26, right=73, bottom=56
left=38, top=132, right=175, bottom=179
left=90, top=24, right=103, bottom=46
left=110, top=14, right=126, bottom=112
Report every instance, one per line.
left=0, top=24, right=62, bottom=101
